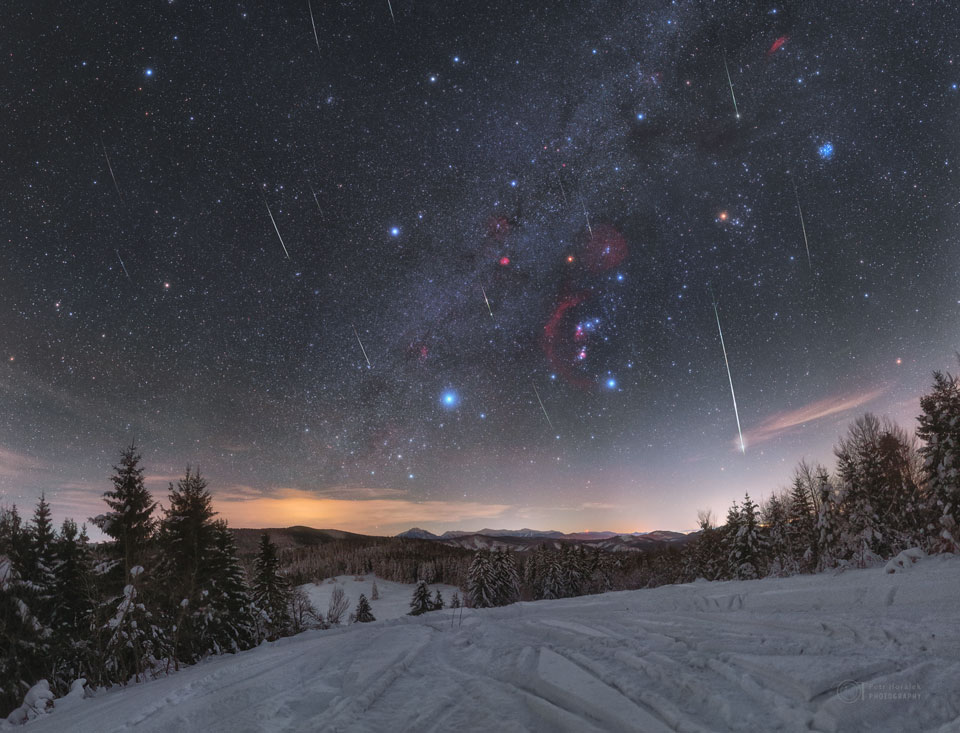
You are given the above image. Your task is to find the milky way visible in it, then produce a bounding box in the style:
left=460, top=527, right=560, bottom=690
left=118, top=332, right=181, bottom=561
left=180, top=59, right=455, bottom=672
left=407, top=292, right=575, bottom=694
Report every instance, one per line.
left=2, top=1, right=959, bottom=533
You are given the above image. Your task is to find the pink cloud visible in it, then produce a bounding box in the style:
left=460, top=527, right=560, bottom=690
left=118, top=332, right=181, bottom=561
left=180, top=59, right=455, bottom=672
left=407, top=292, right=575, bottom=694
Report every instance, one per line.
left=743, top=386, right=888, bottom=447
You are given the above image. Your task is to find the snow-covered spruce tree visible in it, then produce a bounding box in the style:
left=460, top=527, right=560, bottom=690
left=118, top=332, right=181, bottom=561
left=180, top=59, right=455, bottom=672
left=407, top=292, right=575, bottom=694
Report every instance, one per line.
left=787, top=474, right=817, bottom=573
left=22, top=494, right=57, bottom=627
left=917, top=370, right=960, bottom=553
left=99, top=564, right=166, bottom=685
left=354, top=594, right=375, bottom=623
left=205, top=520, right=259, bottom=652
left=449, top=592, right=460, bottom=609
left=50, top=518, right=93, bottom=689
left=491, top=549, right=520, bottom=605
left=815, top=474, right=843, bottom=571
left=409, top=580, right=432, bottom=615
left=157, top=468, right=218, bottom=667
left=432, top=589, right=444, bottom=610
left=835, top=414, right=888, bottom=566
left=729, top=494, right=766, bottom=580
left=762, top=494, right=791, bottom=576
left=689, top=509, right=726, bottom=581
left=0, top=505, right=50, bottom=717
left=92, top=443, right=157, bottom=581
left=252, top=533, right=292, bottom=640
left=467, top=550, right=495, bottom=608
left=721, top=501, right=741, bottom=578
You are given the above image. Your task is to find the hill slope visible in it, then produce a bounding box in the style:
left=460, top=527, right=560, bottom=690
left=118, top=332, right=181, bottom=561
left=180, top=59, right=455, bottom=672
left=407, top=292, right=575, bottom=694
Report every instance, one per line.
left=18, top=555, right=960, bottom=732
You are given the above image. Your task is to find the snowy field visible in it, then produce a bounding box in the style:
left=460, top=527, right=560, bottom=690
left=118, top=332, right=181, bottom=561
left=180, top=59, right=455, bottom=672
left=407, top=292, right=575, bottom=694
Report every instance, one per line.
left=300, top=575, right=461, bottom=624
left=17, top=555, right=960, bottom=732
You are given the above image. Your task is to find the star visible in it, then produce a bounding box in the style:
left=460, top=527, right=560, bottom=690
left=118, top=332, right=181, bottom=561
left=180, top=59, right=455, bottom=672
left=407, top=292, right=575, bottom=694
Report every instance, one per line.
left=441, top=390, right=459, bottom=408
left=818, top=142, right=835, bottom=159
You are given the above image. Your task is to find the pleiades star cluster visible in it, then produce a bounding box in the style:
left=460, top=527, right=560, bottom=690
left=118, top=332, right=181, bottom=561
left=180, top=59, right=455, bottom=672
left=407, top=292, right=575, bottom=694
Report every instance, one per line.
left=2, top=1, right=958, bottom=532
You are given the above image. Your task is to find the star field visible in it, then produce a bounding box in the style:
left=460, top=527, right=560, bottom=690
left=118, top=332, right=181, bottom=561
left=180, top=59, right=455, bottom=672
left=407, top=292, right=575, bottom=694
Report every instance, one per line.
left=2, top=1, right=959, bottom=533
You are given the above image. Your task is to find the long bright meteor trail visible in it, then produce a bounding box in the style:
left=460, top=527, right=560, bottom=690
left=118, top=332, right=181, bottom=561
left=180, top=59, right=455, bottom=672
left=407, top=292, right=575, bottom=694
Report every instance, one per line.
left=352, top=325, right=371, bottom=367
left=262, top=194, right=291, bottom=259
left=579, top=194, right=593, bottom=237
left=386, top=0, right=395, bottom=23
left=556, top=171, right=568, bottom=206
left=307, top=0, right=321, bottom=54
left=792, top=178, right=812, bottom=268
left=115, top=250, right=130, bottom=280
left=101, top=137, right=122, bottom=199
left=309, top=185, right=323, bottom=215
left=713, top=300, right=746, bottom=454
left=532, top=383, right=554, bottom=431
left=480, top=282, right=493, bottom=318
left=722, top=50, right=740, bottom=120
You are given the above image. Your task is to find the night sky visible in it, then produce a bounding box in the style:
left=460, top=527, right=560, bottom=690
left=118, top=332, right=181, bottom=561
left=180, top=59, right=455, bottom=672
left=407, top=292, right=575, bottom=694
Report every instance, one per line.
left=3, top=1, right=959, bottom=536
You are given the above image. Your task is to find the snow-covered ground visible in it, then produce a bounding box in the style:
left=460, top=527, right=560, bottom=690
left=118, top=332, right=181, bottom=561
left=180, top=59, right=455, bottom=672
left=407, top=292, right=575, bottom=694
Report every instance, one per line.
left=300, top=575, right=461, bottom=624
left=18, top=555, right=960, bottom=732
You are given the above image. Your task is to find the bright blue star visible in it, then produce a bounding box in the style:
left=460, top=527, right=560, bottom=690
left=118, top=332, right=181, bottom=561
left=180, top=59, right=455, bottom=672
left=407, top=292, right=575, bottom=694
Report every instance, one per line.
left=441, top=390, right=459, bottom=408
left=818, top=142, right=834, bottom=160
left=453, top=56, right=460, bottom=63
left=390, top=227, right=400, bottom=237
left=144, top=68, right=154, bottom=77
left=509, top=179, right=518, bottom=188
left=605, top=377, right=617, bottom=389
left=636, top=112, right=645, bottom=121
left=616, top=273, right=625, bottom=282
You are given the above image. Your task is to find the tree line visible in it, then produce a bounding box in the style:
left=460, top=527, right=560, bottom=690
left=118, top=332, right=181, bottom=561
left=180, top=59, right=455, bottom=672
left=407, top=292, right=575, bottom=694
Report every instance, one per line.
left=0, top=446, right=303, bottom=721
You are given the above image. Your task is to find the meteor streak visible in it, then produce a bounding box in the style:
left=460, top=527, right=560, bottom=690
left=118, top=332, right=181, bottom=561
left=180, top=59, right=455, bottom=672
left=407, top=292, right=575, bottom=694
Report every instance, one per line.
left=307, top=0, right=321, bottom=54
left=101, top=136, right=122, bottom=199
left=532, top=383, right=554, bottom=431
left=722, top=50, right=740, bottom=120
left=262, top=193, right=291, bottom=259
left=310, top=184, right=323, bottom=215
left=792, top=178, right=811, bottom=268
left=580, top=194, right=593, bottom=237
left=479, top=282, right=493, bottom=318
left=352, top=325, right=371, bottom=367
left=386, top=0, right=395, bottom=23
left=115, top=250, right=130, bottom=280
left=713, top=299, right=746, bottom=453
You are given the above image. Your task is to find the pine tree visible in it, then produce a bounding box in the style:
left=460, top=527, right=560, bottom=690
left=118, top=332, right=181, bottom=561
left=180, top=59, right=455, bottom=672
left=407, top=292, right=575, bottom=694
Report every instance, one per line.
left=0, top=505, right=48, bottom=715
left=730, top=494, right=765, bottom=579
left=50, top=519, right=92, bottom=688
left=205, top=521, right=258, bottom=653
left=432, top=589, right=444, bottom=610
left=491, top=549, right=520, bottom=605
left=763, top=494, right=790, bottom=576
left=157, top=468, right=218, bottom=665
left=98, top=565, right=166, bottom=685
left=787, top=475, right=817, bottom=573
left=24, top=495, right=57, bottom=619
left=816, top=474, right=843, bottom=571
left=450, top=592, right=460, bottom=609
left=354, top=594, right=375, bottom=623
left=252, top=533, right=292, bottom=640
left=409, top=580, right=432, bottom=615
left=92, top=443, right=157, bottom=580
left=917, top=370, right=960, bottom=552
left=467, top=550, right=495, bottom=608
left=835, top=415, right=887, bottom=566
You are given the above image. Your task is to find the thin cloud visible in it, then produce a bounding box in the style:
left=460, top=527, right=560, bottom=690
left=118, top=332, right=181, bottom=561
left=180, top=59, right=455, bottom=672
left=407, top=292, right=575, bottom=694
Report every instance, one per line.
left=743, top=386, right=888, bottom=447
left=213, top=488, right=510, bottom=533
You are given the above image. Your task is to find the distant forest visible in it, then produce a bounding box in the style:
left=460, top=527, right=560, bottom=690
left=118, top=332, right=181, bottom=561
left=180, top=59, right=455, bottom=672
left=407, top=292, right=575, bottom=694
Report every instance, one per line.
left=1, top=368, right=958, bottom=721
